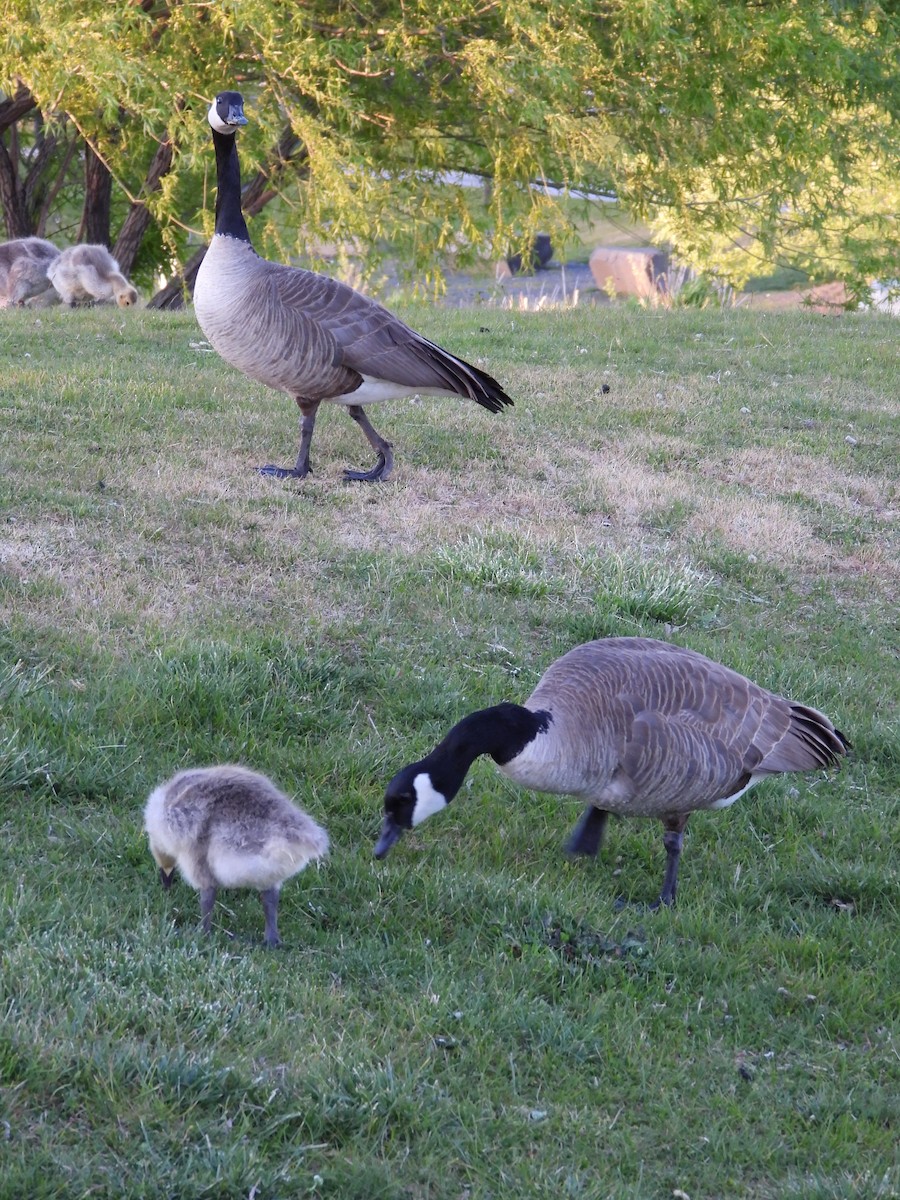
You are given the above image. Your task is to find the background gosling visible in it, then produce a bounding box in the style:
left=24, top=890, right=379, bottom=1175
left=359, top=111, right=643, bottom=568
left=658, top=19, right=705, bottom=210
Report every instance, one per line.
left=144, top=764, right=329, bottom=946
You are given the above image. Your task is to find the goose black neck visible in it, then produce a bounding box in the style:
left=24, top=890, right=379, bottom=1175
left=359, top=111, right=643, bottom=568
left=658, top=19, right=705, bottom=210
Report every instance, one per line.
left=212, top=129, right=251, bottom=243
left=423, top=703, right=552, bottom=799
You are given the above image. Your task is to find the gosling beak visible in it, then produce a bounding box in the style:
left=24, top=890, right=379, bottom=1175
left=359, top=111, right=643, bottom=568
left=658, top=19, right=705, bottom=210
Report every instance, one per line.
left=374, top=815, right=404, bottom=860
left=159, top=867, right=174, bottom=890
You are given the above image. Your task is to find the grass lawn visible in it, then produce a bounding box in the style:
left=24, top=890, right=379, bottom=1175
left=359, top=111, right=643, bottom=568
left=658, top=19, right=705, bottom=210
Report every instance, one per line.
left=0, top=302, right=897, bottom=1199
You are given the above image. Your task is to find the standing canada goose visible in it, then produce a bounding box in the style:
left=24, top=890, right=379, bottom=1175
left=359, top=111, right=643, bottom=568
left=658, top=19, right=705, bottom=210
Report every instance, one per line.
left=193, top=91, right=513, bottom=482
left=374, top=637, right=849, bottom=906
left=144, top=764, right=329, bottom=946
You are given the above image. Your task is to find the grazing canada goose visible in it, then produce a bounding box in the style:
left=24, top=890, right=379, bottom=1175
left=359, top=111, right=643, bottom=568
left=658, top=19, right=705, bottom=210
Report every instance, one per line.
left=193, top=91, right=513, bottom=482
left=47, top=244, right=138, bottom=308
left=0, top=237, right=60, bottom=307
left=374, top=637, right=849, bottom=906
left=144, top=764, right=329, bottom=946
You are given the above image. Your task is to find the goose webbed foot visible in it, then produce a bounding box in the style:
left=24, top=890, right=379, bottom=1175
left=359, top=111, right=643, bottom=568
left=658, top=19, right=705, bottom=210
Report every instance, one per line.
left=343, top=452, right=391, bottom=483
left=565, top=806, right=609, bottom=857
left=346, top=405, right=393, bottom=482
left=256, top=463, right=311, bottom=480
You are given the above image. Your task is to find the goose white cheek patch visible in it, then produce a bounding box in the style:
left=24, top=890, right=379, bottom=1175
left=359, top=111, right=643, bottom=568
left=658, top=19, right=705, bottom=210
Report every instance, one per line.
left=208, top=102, right=235, bottom=135
left=411, top=773, right=448, bottom=826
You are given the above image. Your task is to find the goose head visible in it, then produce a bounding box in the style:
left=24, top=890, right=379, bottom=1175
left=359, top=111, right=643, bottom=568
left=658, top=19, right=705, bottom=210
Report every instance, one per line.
left=207, top=91, right=248, bottom=135
left=374, top=765, right=449, bottom=859
left=374, top=703, right=551, bottom=859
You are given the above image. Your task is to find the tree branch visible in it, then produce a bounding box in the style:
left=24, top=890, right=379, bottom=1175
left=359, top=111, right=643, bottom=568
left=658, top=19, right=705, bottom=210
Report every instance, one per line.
left=112, top=133, right=176, bottom=274
left=0, top=84, right=37, bottom=134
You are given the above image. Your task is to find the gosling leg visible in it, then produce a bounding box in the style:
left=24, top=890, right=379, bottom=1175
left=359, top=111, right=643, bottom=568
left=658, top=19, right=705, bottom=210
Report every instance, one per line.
left=199, top=885, right=217, bottom=935
left=260, top=887, right=282, bottom=948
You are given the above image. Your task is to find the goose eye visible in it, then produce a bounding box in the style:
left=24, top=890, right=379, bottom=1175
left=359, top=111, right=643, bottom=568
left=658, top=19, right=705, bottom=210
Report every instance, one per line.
left=385, top=792, right=415, bottom=828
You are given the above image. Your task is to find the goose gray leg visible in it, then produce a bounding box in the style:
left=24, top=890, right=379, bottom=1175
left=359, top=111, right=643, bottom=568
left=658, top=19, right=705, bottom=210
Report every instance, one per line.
left=258, top=399, right=320, bottom=479
left=199, top=885, right=217, bottom=934
left=260, top=887, right=282, bottom=948
left=344, top=404, right=394, bottom=482
left=566, top=805, right=609, bottom=856
left=653, top=813, right=690, bottom=909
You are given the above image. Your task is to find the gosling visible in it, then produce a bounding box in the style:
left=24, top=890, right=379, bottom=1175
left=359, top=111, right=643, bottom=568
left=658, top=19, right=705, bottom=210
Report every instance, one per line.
left=144, top=764, right=329, bottom=945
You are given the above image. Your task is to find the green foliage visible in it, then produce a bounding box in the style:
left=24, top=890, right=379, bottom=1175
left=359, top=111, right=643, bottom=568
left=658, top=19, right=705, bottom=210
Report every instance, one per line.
left=2, top=1, right=900, bottom=292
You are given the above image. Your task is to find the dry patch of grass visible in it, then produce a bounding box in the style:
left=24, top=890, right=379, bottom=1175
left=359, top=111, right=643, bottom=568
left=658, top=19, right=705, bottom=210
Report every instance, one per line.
left=713, top=446, right=897, bottom=518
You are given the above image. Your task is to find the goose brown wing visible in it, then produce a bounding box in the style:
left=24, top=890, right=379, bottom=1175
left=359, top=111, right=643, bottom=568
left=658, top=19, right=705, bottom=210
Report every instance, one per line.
left=610, top=655, right=788, bottom=810
left=268, top=262, right=512, bottom=409
left=531, top=638, right=845, bottom=813
left=758, top=703, right=849, bottom=771
left=617, top=711, right=758, bottom=813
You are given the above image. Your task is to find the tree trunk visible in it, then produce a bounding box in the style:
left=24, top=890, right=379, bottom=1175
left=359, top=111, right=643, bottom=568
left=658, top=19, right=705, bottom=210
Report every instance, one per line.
left=0, top=137, right=29, bottom=237
left=0, top=85, right=37, bottom=133
left=81, top=143, right=112, bottom=245
left=112, top=132, right=176, bottom=275
left=23, top=116, right=60, bottom=231
left=35, top=135, right=78, bottom=237
left=0, top=86, right=39, bottom=237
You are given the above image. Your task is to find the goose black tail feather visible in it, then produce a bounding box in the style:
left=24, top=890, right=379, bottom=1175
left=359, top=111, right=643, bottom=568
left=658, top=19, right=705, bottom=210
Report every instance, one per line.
left=789, top=704, right=851, bottom=768
left=417, top=337, right=514, bottom=412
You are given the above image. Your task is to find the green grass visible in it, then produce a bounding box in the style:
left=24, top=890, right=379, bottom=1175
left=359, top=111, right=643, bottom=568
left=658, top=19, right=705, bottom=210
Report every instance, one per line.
left=0, top=303, right=898, bottom=1199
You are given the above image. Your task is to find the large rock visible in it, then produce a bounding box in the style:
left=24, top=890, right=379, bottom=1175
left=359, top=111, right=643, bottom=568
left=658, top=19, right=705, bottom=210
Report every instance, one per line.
left=589, top=246, right=669, bottom=299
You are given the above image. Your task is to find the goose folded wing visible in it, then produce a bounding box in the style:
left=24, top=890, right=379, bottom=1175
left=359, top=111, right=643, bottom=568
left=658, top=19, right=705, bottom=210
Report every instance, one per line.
left=268, top=264, right=510, bottom=406
left=618, top=711, right=761, bottom=813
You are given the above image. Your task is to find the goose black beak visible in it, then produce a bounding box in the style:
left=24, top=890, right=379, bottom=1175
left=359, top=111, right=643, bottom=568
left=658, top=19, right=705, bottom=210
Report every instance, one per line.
left=374, top=815, right=404, bottom=859
left=226, top=104, right=248, bottom=127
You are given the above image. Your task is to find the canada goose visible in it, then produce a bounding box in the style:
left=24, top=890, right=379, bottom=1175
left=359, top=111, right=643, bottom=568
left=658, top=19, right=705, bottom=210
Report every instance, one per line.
left=0, top=237, right=60, bottom=307
left=193, top=91, right=513, bottom=482
left=47, top=244, right=138, bottom=308
left=374, top=637, right=849, bottom=906
left=144, top=764, right=329, bottom=945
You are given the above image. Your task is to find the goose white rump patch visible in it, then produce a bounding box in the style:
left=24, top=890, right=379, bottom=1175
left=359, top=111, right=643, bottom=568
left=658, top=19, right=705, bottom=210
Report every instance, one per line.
left=411, top=773, right=448, bottom=826
left=335, top=375, right=460, bottom=407
left=710, top=772, right=763, bottom=810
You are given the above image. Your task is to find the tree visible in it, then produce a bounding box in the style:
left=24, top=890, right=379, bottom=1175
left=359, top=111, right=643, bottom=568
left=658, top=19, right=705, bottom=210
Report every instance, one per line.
left=2, top=1, right=899, bottom=299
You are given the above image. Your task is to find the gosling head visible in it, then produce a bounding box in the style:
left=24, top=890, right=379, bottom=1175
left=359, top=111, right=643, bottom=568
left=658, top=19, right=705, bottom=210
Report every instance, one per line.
left=374, top=764, right=448, bottom=860
left=116, top=284, right=139, bottom=308
left=207, top=91, right=248, bottom=136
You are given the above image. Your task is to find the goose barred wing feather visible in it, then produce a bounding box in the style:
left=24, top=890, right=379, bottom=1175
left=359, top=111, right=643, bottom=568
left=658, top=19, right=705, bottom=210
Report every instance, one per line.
left=761, top=703, right=850, bottom=771
left=266, top=262, right=512, bottom=408
left=528, top=639, right=846, bottom=815
left=618, top=711, right=758, bottom=812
